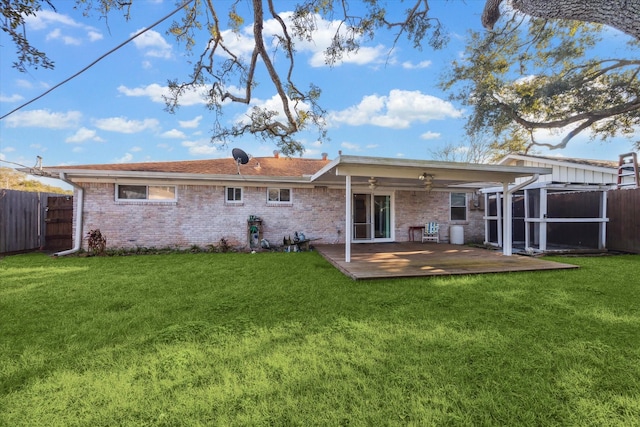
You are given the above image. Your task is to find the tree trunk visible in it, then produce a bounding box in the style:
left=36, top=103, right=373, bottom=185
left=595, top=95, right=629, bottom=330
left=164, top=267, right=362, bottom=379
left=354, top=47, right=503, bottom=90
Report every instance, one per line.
left=483, top=0, right=640, bottom=40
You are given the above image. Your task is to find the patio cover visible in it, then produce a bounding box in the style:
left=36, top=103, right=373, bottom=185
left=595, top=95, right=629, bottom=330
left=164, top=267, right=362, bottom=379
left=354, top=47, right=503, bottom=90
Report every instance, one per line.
left=310, top=155, right=552, bottom=262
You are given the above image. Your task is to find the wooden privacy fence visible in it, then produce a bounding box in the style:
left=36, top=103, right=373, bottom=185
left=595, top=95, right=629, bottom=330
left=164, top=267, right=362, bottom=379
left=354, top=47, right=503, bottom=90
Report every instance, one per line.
left=607, top=187, right=640, bottom=254
left=0, top=190, right=73, bottom=254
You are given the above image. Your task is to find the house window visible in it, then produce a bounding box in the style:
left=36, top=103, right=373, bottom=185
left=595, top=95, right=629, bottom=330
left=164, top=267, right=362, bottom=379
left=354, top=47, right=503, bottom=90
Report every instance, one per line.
left=116, top=184, right=176, bottom=202
left=226, top=187, right=243, bottom=203
left=267, top=188, right=291, bottom=204
left=450, top=192, right=467, bottom=221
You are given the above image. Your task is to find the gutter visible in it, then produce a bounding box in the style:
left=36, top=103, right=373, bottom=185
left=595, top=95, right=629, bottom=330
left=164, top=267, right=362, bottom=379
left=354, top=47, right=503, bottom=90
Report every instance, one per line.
left=54, top=173, right=84, bottom=256
left=508, top=173, right=540, bottom=195
left=42, top=169, right=316, bottom=184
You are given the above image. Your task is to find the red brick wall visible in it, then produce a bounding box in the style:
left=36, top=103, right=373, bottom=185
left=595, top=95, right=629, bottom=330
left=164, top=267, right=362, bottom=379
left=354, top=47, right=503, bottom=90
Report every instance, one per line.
left=74, top=182, right=485, bottom=250
left=76, top=183, right=347, bottom=250
left=394, top=190, right=485, bottom=243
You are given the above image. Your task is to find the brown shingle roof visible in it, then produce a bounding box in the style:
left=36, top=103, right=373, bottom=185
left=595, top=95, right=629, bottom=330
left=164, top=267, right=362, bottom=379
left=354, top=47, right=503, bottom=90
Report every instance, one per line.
left=50, top=156, right=330, bottom=177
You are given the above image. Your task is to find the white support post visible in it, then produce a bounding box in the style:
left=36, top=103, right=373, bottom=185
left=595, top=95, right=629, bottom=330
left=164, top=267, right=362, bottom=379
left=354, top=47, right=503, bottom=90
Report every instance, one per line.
left=503, top=182, right=513, bottom=256
left=484, top=193, right=490, bottom=245
left=599, top=190, right=608, bottom=250
left=502, top=174, right=539, bottom=256
left=524, top=189, right=530, bottom=249
left=345, top=175, right=352, bottom=263
left=539, top=188, right=548, bottom=251
left=532, top=189, right=540, bottom=248
left=497, top=193, right=503, bottom=247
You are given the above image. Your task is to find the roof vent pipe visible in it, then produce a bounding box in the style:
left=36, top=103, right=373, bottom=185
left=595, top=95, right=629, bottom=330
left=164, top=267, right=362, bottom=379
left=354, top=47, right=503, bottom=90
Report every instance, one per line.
left=322, top=152, right=328, bottom=160
left=273, top=150, right=280, bottom=158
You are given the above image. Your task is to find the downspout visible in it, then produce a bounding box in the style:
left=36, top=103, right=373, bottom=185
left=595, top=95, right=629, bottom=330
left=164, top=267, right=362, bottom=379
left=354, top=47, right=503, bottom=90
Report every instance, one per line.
left=502, top=174, right=539, bottom=256
left=54, top=173, right=84, bottom=256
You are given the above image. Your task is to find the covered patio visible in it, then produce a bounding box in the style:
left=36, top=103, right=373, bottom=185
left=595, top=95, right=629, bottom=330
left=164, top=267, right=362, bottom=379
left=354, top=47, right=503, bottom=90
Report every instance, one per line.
left=310, top=155, right=553, bottom=260
left=315, top=242, right=578, bottom=280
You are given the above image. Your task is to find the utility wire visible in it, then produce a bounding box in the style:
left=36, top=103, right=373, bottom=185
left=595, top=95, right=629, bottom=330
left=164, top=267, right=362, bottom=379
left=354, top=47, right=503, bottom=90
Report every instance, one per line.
left=0, top=158, right=54, bottom=178
left=0, top=0, right=194, bottom=121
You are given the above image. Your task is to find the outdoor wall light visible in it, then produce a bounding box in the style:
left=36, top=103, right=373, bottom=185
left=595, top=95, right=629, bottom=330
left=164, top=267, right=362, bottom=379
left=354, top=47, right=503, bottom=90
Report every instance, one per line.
left=419, top=173, right=433, bottom=182
left=419, top=173, right=434, bottom=191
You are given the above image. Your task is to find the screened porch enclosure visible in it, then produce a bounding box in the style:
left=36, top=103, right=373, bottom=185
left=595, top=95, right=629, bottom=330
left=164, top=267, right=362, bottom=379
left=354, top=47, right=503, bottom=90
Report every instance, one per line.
left=484, top=186, right=608, bottom=252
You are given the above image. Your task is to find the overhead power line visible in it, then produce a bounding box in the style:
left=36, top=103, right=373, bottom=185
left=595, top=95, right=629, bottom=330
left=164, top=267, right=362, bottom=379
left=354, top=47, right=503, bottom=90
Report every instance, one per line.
left=0, top=0, right=194, bottom=121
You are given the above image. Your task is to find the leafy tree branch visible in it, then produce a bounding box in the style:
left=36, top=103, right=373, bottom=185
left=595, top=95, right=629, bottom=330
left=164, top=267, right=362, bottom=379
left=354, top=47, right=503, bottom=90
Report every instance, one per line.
left=4, top=0, right=640, bottom=156
left=442, top=13, right=640, bottom=152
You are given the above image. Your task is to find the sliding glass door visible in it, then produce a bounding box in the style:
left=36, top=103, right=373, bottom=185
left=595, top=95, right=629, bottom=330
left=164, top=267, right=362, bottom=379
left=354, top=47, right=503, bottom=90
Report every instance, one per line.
left=353, top=193, right=393, bottom=241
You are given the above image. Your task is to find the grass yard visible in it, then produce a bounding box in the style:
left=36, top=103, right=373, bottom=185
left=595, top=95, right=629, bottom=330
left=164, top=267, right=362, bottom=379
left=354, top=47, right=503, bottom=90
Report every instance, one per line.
left=1, top=251, right=639, bottom=426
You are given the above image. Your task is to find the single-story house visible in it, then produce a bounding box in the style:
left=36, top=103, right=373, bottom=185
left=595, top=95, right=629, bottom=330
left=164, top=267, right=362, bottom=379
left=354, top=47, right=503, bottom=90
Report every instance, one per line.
left=28, top=152, right=552, bottom=261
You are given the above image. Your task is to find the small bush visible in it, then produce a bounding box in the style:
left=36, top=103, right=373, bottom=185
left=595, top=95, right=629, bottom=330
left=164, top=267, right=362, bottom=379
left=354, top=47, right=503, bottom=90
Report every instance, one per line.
left=217, top=237, right=232, bottom=253
left=86, top=229, right=106, bottom=256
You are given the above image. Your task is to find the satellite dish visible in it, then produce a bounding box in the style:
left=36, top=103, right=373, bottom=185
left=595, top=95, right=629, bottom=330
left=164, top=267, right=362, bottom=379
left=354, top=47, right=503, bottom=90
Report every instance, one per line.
left=232, top=148, right=250, bottom=165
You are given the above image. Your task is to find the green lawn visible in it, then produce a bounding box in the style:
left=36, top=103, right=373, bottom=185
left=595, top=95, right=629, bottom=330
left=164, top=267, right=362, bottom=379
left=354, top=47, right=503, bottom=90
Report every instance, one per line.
left=1, top=252, right=639, bottom=426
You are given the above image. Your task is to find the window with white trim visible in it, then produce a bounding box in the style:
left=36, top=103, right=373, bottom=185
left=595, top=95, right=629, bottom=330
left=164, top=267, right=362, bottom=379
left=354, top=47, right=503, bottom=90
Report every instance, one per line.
left=267, top=188, right=291, bottom=204
left=116, top=184, right=176, bottom=202
left=226, top=187, right=243, bottom=203
left=450, top=192, right=467, bottom=221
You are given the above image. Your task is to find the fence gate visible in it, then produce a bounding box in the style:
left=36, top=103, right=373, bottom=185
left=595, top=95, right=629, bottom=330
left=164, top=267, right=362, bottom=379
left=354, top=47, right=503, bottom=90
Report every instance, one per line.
left=45, top=196, right=73, bottom=251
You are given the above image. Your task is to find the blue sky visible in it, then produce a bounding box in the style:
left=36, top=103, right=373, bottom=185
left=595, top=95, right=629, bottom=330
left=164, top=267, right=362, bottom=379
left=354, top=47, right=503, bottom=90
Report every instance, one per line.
left=1, top=0, right=637, bottom=176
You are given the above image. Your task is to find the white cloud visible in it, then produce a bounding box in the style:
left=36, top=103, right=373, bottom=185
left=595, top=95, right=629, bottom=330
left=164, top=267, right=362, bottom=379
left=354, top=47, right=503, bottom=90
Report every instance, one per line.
left=114, top=153, right=134, bottom=163
left=0, top=93, right=24, bottom=103
left=5, top=109, right=81, bottom=129
left=117, top=84, right=167, bottom=103
left=25, top=10, right=102, bottom=44
left=45, top=28, right=61, bottom=40
left=221, top=12, right=387, bottom=68
left=26, top=10, right=81, bottom=30
left=65, top=127, right=104, bottom=143
left=330, top=90, right=463, bottom=129
left=309, top=44, right=387, bottom=67
left=161, top=129, right=187, bottom=139
left=131, top=146, right=143, bottom=152
left=402, top=60, right=432, bottom=69
left=157, top=143, right=174, bottom=152
left=420, top=131, right=441, bottom=140
left=341, top=142, right=361, bottom=151
left=277, top=14, right=387, bottom=67
left=234, top=94, right=311, bottom=129
left=330, top=94, right=385, bottom=127
left=46, top=28, right=82, bottom=45
left=182, top=139, right=218, bottom=156
left=179, top=116, right=203, bottom=129
left=130, top=28, right=172, bottom=59
left=87, top=31, right=103, bottom=42
left=16, top=79, right=33, bottom=89
left=118, top=84, right=207, bottom=106
left=94, top=117, right=159, bottom=134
